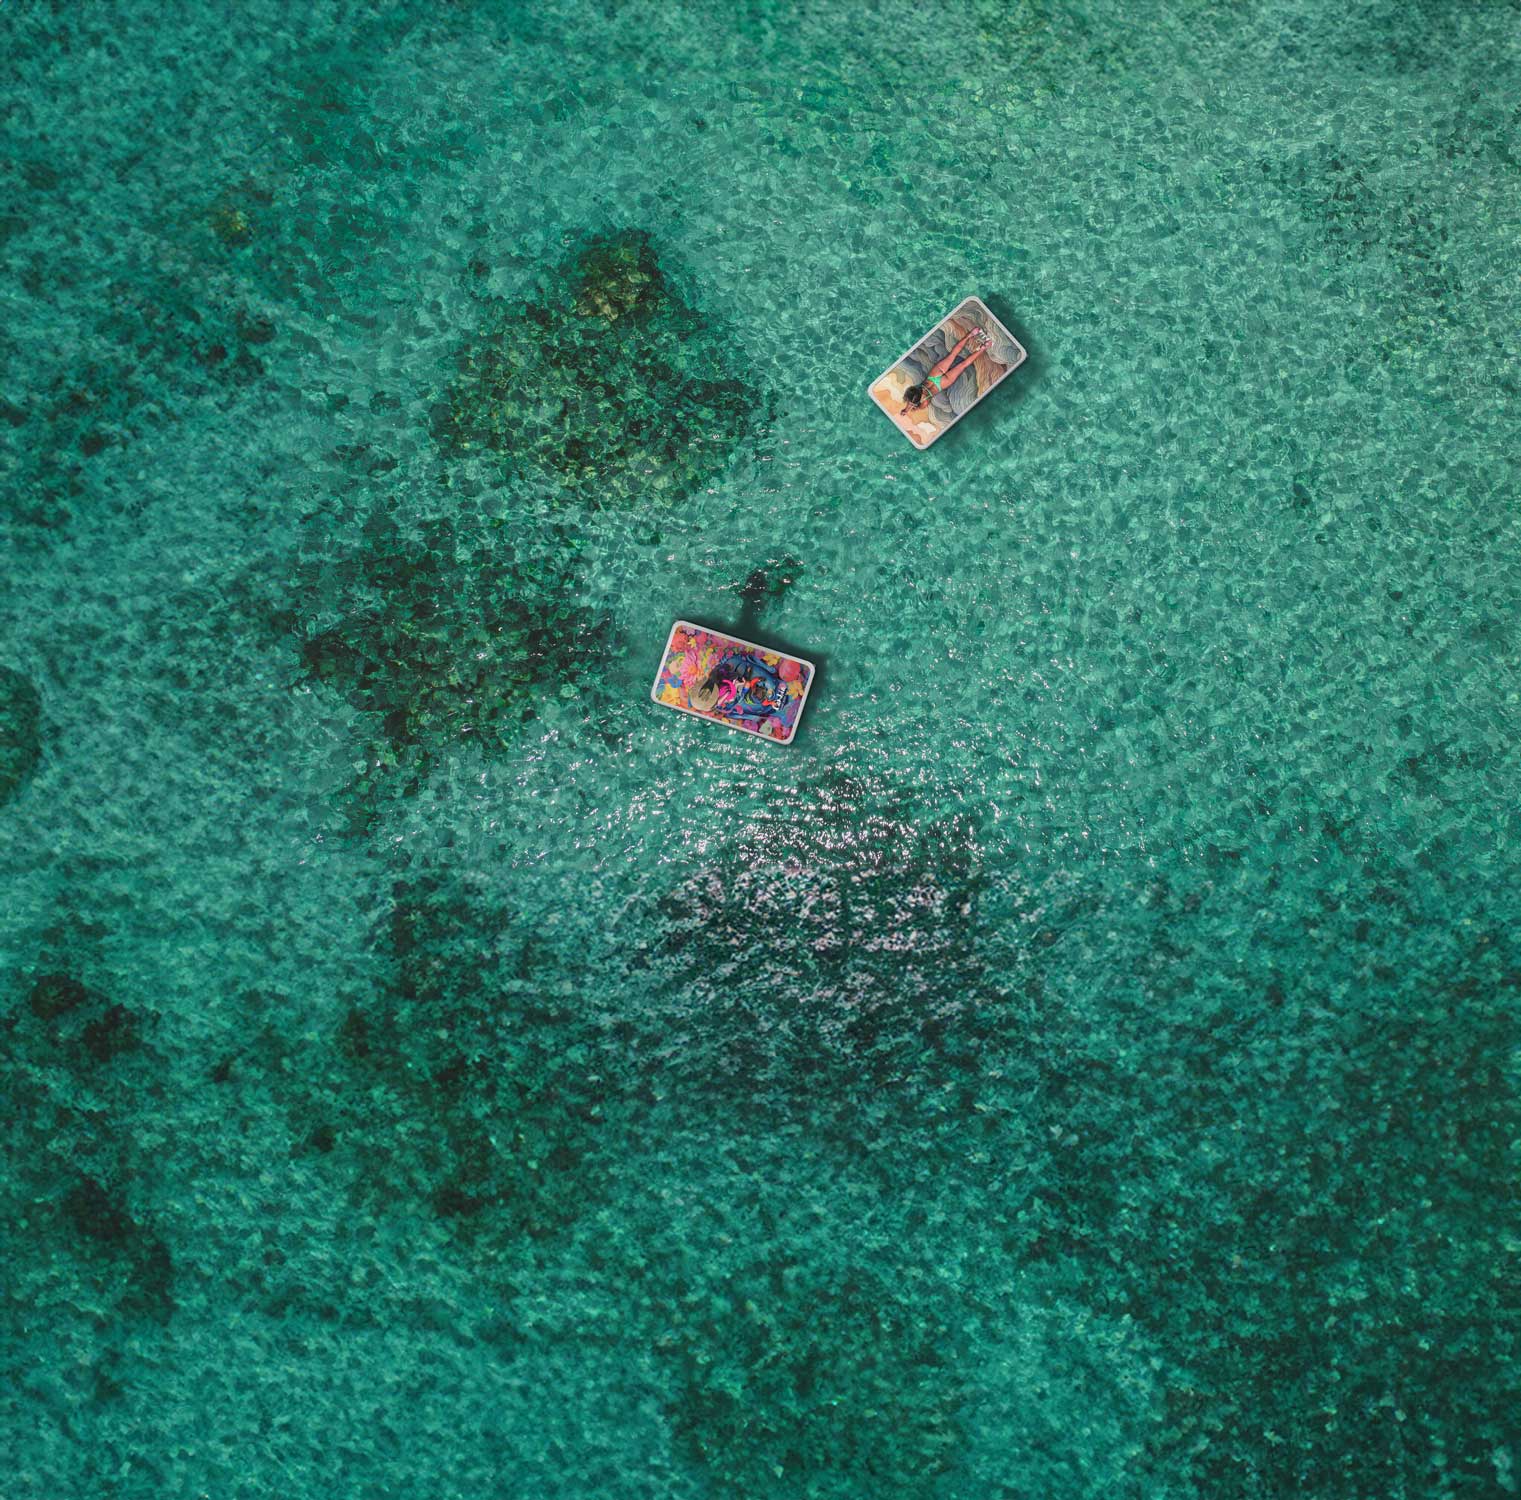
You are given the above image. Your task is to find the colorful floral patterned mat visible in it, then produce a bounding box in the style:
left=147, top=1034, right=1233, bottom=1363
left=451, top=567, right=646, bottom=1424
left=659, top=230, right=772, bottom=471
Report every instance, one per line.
left=651, top=622, right=814, bottom=744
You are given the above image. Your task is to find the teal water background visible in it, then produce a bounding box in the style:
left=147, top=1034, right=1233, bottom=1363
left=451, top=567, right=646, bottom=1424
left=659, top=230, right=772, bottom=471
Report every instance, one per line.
left=3, top=1, right=1519, bottom=1496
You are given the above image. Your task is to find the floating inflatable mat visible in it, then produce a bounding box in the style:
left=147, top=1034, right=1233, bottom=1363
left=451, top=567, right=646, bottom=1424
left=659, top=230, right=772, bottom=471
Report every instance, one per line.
left=651, top=621, right=815, bottom=745
left=868, top=295, right=1026, bottom=449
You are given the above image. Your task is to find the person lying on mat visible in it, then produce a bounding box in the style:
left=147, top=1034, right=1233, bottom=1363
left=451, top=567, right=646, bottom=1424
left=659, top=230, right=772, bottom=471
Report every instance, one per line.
left=899, top=326, right=992, bottom=416
left=688, top=651, right=788, bottom=725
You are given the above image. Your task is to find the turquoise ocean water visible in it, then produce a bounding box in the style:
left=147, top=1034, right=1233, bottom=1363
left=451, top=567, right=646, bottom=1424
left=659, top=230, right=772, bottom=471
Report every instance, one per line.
left=3, top=1, right=1519, bottom=1495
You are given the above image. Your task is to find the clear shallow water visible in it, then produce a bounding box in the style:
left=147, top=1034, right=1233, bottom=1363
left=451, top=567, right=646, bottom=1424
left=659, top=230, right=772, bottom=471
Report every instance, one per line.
left=2, top=1, right=1518, bottom=1496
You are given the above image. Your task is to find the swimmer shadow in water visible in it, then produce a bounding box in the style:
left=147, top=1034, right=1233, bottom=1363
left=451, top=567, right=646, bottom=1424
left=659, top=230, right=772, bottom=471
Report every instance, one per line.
left=733, top=555, right=805, bottom=638
left=674, top=557, right=825, bottom=744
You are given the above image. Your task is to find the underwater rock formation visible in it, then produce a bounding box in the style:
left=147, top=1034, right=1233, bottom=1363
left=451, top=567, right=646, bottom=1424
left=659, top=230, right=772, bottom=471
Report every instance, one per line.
left=1258, top=146, right=1460, bottom=325
left=647, top=771, right=1003, bottom=1129
left=2, top=262, right=271, bottom=533
left=0, top=667, right=42, bottom=804
left=1149, top=954, right=1519, bottom=1498
left=94, top=269, right=274, bottom=390
left=735, top=554, right=805, bottom=625
left=15, top=967, right=145, bottom=1070
left=1008, top=859, right=1521, bottom=1500
left=207, top=180, right=272, bottom=251
left=59, top=1175, right=174, bottom=1321
left=435, top=229, right=761, bottom=506
left=325, top=863, right=622, bottom=1244
left=294, top=506, right=609, bottom=812
left=665, top=1260, right=964, bottom=1500
left=3, top=956, right=170, bottom=1323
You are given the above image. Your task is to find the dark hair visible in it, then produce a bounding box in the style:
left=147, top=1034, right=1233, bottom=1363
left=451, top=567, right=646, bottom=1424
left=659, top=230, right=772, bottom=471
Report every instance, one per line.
left=902, top=383, right=925, bottom=405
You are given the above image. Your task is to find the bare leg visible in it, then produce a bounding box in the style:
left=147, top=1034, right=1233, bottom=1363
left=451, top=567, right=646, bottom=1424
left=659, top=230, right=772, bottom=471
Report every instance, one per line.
left=930, top=327, right=981, bottom=379
left=938, top=342, right=989, bottom=390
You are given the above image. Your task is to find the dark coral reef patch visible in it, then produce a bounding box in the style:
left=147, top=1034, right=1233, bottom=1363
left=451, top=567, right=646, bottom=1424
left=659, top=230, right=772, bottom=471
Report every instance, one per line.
left=2, top=270, right=273, bottom=533
left=320, top=862, right=625, bottom=1245
left=1258, top=146, right=1461, bottom=316
left=3, top=946, right=171, bottom=1324
left=292, top=503, right=610, bottom=814
left=434, top=229, right=761, bottom=506
left=0, top=666, right=42, bottom=804
left=664, top=1258, right=965, bottom=1500
left=998, top=856, right=1521, bottom=1500
left=646, top=771, right=1009, bottom=1132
